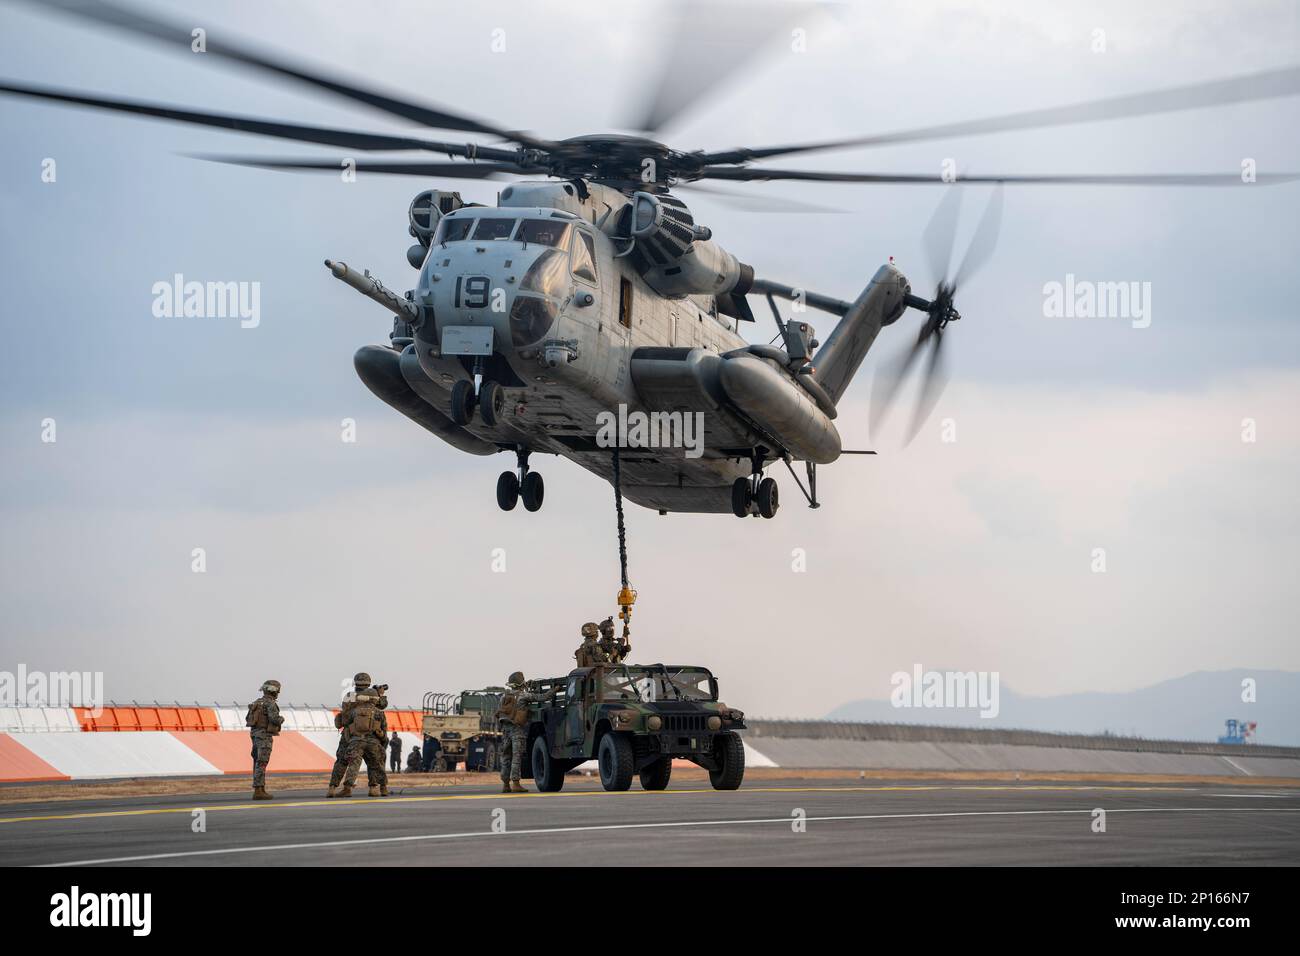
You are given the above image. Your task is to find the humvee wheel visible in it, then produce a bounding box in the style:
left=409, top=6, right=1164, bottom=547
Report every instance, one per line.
left=709, top=732, right=745, bottom=790
left=531, top=737, right=566, bottom=792
left=597, top=733, right=634, bottom=791
left=639, top=756, right=672, bottom=791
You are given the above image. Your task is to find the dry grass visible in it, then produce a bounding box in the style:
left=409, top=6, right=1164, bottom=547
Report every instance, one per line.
left=2, top=765, right=1296, bottom=805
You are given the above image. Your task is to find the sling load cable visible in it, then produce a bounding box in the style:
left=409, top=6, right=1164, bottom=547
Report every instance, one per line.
left=611, top=448, right=636, bottom=654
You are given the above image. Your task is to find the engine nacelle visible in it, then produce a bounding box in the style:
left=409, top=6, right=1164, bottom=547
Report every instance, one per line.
left=643, top=238, right=751, bottom=298
left=408, top=189, right=467, bottom=246
left=628, top=191, right=697, bottom=260
left=621, top=192, right=752, bottom=298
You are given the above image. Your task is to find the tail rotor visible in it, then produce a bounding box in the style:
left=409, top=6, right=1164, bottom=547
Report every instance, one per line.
left=870, top=184, right=1003, bottom=445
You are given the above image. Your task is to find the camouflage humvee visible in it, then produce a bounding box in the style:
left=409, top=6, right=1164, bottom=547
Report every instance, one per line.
left=522, top=663, right=746, bottom=792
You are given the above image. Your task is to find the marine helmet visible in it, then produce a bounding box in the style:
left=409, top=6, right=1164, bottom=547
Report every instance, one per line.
left=353, top=671, right=371, bottom=689
left=581, top=622, right=599, bottom=639
left=507, top=671, right=525, bottom=687
left=599, top=616, right=615, bottom=637
left=260, top=679, right=281, bottom=697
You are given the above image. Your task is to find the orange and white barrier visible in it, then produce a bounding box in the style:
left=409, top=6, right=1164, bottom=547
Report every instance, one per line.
left=0, top=706, right=428, bottom=782
left=0, top=706, right=779, bottom=783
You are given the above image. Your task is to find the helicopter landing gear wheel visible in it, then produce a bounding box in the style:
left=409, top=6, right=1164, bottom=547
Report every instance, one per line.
left=757, top=477, right=779, bottom=519
left=730, top=477, right=751, bottom=518
left=449, top=379, right=475, bottom=426
left=479, top=380, right=505, bottom=426
left=496, top=471, right=520, bottom=511
left=521, top=471, right=545, bottom=512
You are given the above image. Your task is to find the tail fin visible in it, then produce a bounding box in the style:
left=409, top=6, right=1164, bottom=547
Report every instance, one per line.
left=812, top=263, right=909, bottom=404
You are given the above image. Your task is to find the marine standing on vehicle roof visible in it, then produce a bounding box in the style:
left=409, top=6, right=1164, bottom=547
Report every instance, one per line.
left=246, top=679, right=284, bottom=800
left=494, top=672, right=533, bottom=794
left=337, top=673, right=391, bottom=798
left=575, top=622, right=605, bottom=668
left=599, top=616, right=630, bottom=664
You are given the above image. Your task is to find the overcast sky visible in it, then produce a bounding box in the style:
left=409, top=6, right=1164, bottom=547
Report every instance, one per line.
left=0, top=0, right=1297, bottom=718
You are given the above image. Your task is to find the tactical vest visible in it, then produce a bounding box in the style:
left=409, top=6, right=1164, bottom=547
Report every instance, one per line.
left=246, top=698, right=269, bottom=730
left=349, top=694, right=380, bottom=735
left=501, top=692, right=529, bottom=728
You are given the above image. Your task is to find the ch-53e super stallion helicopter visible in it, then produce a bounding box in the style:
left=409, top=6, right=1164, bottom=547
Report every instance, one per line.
left=5, top=0, right=1298, bottom=518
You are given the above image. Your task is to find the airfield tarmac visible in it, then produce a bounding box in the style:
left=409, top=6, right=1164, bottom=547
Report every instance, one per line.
left=3, top=771, right=1299, bottom=866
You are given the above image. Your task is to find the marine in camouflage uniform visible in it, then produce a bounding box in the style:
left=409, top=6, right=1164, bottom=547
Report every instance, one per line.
left=339, top=673, right=390, bottom=797
left=575, top=622, right=605, bottom=668
left=247, top=679, right=284, bottom=800
left=598, top=616, right=630, bottom=664
left=495, top=671, right=533, bottom=793
left=326, top=701, right=376, bottom=793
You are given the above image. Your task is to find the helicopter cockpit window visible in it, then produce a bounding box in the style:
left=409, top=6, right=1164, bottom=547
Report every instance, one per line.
left=517, top=219, right=571, bottom=247
left=471, top=218, right=517, bottom=240
left=434, top=217, right=472, bottom=243
left=519, top=248, right=569, bottom=298
left=571, top=230, right=598, bottom=283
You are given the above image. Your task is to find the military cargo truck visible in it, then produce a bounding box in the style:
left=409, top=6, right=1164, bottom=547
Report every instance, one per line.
left=420, top=688, right=505, bottom=772
left=523, top=664, right=746, bottom=792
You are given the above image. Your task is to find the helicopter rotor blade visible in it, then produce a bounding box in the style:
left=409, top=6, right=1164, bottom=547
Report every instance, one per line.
left=694, top=65, right=1300, bottom=164
left=951, top=184, right=1004, bottom=290
left=921, top=186, right=963, bottom=283
left=0, top=81, right=523, bottom=158
left=674, top=182, right=842, bottom=214
left=869, top=326, right=930, bottom=438
left=621, top=0, right=818, bottom=134
left=903, top=331, right=950, bottom=447
left=191, top=155, right=535, bottom=179
left=20, top=0, right=553, bottom=149
left=693, top=167, right=1300, bottom=186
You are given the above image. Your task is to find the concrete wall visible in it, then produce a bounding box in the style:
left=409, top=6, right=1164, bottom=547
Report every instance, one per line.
left=740, top=720, right=1300, bottom=777
left=745, top=719, right=1300, bottom=758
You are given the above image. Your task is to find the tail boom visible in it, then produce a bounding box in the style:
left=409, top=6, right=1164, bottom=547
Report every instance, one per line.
left=810, top=263, right=910, bottom=404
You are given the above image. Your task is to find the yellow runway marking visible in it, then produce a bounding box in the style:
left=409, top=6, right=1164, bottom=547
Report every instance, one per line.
left=0, top=782, right=1204, bottom=826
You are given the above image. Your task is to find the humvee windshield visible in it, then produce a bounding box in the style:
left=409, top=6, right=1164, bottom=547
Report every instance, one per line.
left=600, top=666, right=716, bottom=702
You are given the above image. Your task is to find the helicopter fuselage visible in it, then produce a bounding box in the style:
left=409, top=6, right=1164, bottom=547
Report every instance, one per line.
left=353, top=180, right=907, bottom=514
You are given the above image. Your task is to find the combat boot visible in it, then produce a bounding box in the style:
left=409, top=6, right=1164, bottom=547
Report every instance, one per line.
left=337, top=785, right=353, bottom=798
left=509, top=780, right=529, bottom=794
left=326, top=786, right=338, bottom=798
left=368, top=785, right=380, bottom=797
left=252, top=787, right=273, bottom=800
left=501, top=781, right=511, bottom=794
left=379, top=785, right=390, bottom=797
